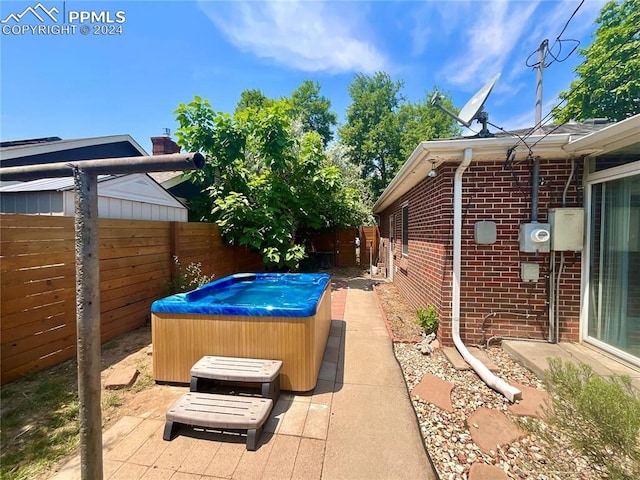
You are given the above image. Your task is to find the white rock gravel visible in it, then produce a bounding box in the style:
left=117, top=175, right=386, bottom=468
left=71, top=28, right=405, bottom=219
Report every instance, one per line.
left=393, top=343, right=604, bottom=480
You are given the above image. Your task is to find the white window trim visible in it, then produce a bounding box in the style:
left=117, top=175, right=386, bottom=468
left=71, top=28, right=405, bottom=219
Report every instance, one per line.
left=580, top=159, right=640, bottom=367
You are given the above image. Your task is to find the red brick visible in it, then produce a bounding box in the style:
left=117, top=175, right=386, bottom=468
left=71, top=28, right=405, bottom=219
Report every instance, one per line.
left=377, top=158, right=582, bottom=346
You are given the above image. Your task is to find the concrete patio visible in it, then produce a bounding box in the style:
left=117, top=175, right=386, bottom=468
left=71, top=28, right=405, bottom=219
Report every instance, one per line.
left=503, top=339, right=640, bottom=391
left=50, top=276, right=437, bottom=480
left=48, top=273, right=640, bottom=480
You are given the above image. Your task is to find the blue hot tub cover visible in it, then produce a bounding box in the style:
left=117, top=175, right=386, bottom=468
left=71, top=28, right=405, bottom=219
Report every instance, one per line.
left=151, top=272, right=331, bottom=317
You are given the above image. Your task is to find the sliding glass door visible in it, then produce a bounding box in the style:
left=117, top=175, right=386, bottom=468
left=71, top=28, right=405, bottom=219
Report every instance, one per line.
left=588, top=172, right=640, bottom=357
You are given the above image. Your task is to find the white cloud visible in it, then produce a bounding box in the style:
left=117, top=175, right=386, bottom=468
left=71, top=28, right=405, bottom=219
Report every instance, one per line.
left=198, top=0, right=387, bottom=74
left=409, top=2, right=471, bottom=58
left=442, top=1, right=541, bottom=88
left=525, top=0, right=608, bottom=49
left=409, top=11, right=431, bottom=57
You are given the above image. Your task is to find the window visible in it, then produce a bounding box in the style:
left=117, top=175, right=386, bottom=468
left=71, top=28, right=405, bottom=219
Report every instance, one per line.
left=586, top=164, right=640, bottom=363
left=402, top=204, right=408, bottom=256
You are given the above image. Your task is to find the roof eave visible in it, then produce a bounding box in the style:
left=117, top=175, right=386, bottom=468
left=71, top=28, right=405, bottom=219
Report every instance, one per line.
left=373, top=134, right=574, bottom=213
left=0, top=134, right=149, bottom=160
left=563, top=114, right=640, bottom=155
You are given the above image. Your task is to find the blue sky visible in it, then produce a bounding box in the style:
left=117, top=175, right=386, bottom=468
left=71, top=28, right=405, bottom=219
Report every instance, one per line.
left=1, top=0, right=607, bottom=154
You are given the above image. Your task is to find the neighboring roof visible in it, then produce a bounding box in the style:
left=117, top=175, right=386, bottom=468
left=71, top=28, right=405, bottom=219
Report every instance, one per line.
left=0, top=173, right=186, bottom=209
left=0, top=175, right=118, bottom=192
left=148, top=170, right=188, bottom=189
left=0, top=137, right=62, bottom=148
left=372, top=119, right=625, bottom=214
left=0, top=134, right=148, bottom=163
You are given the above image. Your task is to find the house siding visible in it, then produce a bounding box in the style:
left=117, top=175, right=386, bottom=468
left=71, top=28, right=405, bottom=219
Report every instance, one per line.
left=378, top=158, right=582, bottom=346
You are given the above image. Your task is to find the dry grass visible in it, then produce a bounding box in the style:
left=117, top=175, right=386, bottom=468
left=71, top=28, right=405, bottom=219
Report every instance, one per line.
left=0, top=325, right=154, bottom=480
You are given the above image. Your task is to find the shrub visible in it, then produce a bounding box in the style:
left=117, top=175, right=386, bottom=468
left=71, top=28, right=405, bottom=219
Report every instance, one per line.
left=522, top=358, right=640, bottom=479
left=167, top=256, right=215, bottom=294
left=416, top=305, right=438, bottom=336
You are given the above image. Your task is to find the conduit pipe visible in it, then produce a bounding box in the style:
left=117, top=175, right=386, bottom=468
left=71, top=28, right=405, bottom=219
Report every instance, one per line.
left=553, top=158, right=576, bottom=343
left=452, top=148, right=522, bottom=402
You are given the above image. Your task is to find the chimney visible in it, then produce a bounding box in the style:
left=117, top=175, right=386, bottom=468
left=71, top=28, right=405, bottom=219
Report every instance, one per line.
left=151, top=128, right=181, bottom=155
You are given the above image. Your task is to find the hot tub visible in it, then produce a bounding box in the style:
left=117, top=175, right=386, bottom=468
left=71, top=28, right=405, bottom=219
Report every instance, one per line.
left=151, top=273, right=332, bottom=391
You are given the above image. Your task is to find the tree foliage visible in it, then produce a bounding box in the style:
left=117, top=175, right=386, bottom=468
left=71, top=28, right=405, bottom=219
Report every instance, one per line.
left=339, top=72, right=460, bottom=199
left=174, top=96, right=368, bottom=270
left=234, top=81, right=337, bottom=147
left=290, top=80, right=338, bottom=147
left=235, top=89, right=273, bottom=114
left=324, top=141, right=375, bottom=225
left=554, top=0, right=640, bottom=122
left=339, top=72, right=405, bottom=199
left=398, top=88, right=460, bottom=160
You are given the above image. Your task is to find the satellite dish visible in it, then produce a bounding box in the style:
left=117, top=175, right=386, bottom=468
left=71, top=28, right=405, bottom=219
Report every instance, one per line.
left=431, top=73, right=501, bottom=138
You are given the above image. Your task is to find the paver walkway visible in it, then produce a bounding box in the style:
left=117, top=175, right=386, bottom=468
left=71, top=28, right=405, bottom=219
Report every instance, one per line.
left=51, top=276, right=437, bottom=480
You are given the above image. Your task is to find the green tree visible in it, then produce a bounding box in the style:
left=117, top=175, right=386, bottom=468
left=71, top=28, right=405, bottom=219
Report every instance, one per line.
left=290, top=80, right=338, bottom=147
left=339, top=72, right=405, bottom=199
left=339, top=73, right=461, bottom=199
left=398, top=88, right=461, bottom=159
left=234, top=89, right=273, bottom=114
left=235, top=81, right=338, bottom=147
left=325, top=141, right=375, bottom=225
left=174, top=96, right=366, bottom=270
left=554, top=0, right=640, bottom=122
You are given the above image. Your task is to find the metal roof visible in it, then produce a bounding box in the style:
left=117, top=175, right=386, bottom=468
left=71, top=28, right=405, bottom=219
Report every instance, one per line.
left=0, top=134, right=149, bottom=160
left=0, top=175, right=118, bottom=192
left=494, top=122, right=612, bottom=138
left=0, top=137, right=62, bottom=148
left=433, top=122, right=612, bottom=142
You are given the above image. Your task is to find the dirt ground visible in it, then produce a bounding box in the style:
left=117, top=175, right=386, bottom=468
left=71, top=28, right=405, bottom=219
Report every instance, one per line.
left=374, top=282, right=425, bottom=340
left=99, top=326, right=174, bottom=427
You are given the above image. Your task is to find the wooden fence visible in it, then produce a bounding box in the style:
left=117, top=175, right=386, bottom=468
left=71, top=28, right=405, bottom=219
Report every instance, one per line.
left=359, top=225, right=380, bottom=269
left=0, top=215, right=263, bottom=384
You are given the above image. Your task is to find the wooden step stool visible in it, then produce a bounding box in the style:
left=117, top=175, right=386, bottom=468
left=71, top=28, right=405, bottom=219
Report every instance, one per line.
left=163, top=393, right=272, bottom=450
left=190, top=356, right=282, bottom=401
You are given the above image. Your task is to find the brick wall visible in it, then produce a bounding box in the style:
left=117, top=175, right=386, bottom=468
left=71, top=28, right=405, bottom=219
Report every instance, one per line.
left=377, top=158, right=583, bottom=346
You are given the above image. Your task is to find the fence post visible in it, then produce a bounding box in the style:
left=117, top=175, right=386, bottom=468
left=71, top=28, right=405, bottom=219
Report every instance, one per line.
left=169, top=222, right=179, bottom=286
left=73, top=168, right=103, bottom=480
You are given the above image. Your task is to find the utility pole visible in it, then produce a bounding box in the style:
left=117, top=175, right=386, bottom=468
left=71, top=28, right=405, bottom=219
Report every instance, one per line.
left=534, top=39, right=548, bottom=135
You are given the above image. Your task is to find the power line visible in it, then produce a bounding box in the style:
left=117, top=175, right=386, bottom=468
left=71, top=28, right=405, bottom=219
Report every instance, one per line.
left=556, top=0, right=585, bottom=41
left=505, top=32, right=636, bottom=151
left=526, top=1, right=585, bottom=68
left=546, top=38, right=580, bottom=66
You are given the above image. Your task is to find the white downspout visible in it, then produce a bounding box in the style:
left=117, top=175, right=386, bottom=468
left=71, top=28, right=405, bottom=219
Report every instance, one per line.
left=452, top=148, right=522, bottom=402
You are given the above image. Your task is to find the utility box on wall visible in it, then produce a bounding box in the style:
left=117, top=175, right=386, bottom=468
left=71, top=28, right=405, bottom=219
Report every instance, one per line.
left=549, top=208, right=584, bottom=251
left=521, top=262, right=540, bottom=282
left=474, top=221, right=497, bottom=244
left=520, top=223, right=551, bottom=253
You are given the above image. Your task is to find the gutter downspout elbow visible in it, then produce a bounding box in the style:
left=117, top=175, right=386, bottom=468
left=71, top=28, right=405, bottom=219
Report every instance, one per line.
left=452, top=148, right=522, bottom=402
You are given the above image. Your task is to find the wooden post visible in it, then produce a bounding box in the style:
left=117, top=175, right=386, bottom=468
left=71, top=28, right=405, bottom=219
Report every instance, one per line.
left=0, top=153, right=204, bottom=480
left=73, top=168, right=103, bottom=480
left=169, top=221, right=179, bottom=286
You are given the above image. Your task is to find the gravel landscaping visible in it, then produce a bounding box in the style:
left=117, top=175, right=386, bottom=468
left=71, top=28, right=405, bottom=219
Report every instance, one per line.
left=375, top=282, right=605, bottom=480
left=395, top=344, right=606, bottom=479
